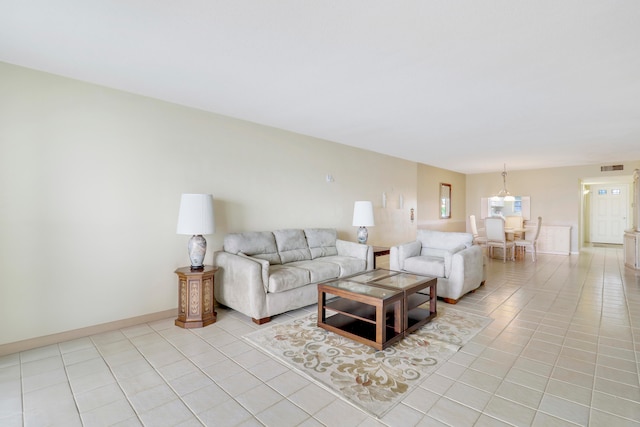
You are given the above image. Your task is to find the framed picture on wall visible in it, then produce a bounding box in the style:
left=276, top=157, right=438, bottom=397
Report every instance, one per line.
left=440, top=183, right=451, bottom=219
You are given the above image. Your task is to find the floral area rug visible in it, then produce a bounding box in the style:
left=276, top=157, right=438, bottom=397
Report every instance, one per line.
left=243, top=305, right=492, bottom=418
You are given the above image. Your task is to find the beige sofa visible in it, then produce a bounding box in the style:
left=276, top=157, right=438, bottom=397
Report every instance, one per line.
left=390, top=230, right=485, bottom=303
left=214, top=228, right=373, bottom=324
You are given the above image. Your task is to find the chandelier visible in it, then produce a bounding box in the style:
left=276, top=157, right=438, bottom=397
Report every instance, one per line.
left=492, top=164, right=515, bottom=201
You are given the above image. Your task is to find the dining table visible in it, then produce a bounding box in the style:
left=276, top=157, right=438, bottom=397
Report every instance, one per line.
left=504, top=227, right=526, bottom=241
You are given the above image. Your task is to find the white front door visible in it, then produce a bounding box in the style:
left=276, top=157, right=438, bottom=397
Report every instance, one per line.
left=590, top=184, right=629, bottom=244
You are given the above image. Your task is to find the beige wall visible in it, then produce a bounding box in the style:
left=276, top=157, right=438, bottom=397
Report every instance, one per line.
left=3, top=61, right=638, bottom=347
left=417, top=164, right=467, bottom=232
left=0, top=63, right=420, bottom=345
left=465, top=164, right=640, bottom=252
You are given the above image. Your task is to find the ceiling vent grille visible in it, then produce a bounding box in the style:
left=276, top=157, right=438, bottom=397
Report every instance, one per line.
left=601, top=165, right=623, bottom=172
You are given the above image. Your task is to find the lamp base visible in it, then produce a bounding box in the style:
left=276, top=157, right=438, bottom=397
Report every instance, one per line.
left=357, top=226, right=369, bottom=244
left=188, top=235, right=207, bottom=269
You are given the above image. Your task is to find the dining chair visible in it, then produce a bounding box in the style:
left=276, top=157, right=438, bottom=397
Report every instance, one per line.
left=469, top=215, right=487, bottom=247
left=485, top=217, right=515, bottom=262
left=515, top=216, right=542, bottom=261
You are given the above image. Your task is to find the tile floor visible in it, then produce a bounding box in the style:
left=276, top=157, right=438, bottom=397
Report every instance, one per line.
left=1, top=245, right=639, bottom=426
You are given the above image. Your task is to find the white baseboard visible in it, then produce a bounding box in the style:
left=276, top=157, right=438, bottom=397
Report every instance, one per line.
left=0, top=308, right=177, bottom=357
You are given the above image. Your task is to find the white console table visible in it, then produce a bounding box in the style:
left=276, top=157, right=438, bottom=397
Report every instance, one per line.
left=624, top=169, right=640, bottom=270
left=537, top=225, right=571, bottom=255
left=624, top=231, right=640, bottom=270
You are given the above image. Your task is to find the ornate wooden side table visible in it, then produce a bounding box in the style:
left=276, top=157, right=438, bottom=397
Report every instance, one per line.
left=175, top=266, right=217, bottom=328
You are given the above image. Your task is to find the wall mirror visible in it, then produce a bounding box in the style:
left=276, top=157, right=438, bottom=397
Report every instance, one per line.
left=481, top=196, right=531, bottom=220
left=440, top=183, right=451, bottom=219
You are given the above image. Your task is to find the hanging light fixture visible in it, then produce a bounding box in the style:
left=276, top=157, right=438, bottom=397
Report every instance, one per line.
left=492, top=164, right=515, bottom=202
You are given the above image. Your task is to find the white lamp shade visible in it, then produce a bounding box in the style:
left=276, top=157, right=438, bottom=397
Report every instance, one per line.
left=176, top=194, right=215, bottom=235
left=352, top=201, right=375, bottom=227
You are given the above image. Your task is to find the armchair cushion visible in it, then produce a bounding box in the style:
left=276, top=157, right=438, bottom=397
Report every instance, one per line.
left=417, top=230, right=473, bottom=252
left=404, top=256, right=445, bottom=277
left=422, top=247, right=447, bottom=258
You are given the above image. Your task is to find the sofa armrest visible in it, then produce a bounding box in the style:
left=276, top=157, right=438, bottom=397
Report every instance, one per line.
left=390, top=241, right=421, bottom=271
left=336, top=239, right=374, bottom=270
left=237, top=253, right=270, bottom=292
left=336, top=239, right=366, bottom=258
left=214, top=251, right=270, bottom=317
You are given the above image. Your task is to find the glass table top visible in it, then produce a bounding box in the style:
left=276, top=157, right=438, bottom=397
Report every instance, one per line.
left=346, top=269, right=400, bottom=283
left=372, top=273, right=434, bottom=290
left=322, top=270, right=435, bottom=297
left=320, top=280, right=401, bottom=299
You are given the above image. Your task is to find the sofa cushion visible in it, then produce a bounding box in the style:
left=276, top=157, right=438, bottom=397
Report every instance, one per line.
left=224, top=231, right=281, bottom=265
left=403, top=256, right=445, bottom=278
left=268, top=265, right=311, bottom=293
left=321, top=256, right=367, bottom=277
left=304, top=228, right=338, bottom=259
left=286, top=260, right=340, bottom=283
left=274, top=229, right=312, bottom=263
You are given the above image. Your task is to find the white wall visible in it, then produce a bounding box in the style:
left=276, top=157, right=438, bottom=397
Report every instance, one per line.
left=0, top=63, right=423, bottom=345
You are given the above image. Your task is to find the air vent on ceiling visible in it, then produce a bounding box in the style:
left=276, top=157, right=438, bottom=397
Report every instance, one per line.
left=601, top=165, right=623, bottom=172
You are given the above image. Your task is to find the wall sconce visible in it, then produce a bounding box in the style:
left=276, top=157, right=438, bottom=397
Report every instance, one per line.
left=399, top=194, right=404, bottom=209
left=410, top=208, right=415, bottom=223
left=382, top=192, right=387, bottom=208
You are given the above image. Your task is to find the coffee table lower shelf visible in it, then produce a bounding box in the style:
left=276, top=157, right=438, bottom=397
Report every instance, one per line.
left=318, top=286, right=405, bottom=350
left=321, top=312, right=404, bottom=349
left=406, top=292, right=436, bottom=333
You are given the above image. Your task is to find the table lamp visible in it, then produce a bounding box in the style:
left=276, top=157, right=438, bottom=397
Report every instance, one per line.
left=176, top=193, right=215, bottom=270
left=352, top=200, right=374, bottom=244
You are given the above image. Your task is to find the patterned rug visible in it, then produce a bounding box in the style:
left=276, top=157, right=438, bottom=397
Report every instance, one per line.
left=244, top=305, right=492, bottom=418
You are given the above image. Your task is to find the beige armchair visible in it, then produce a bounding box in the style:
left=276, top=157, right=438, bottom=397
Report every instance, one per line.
left=390, top=230, right=485, bottom=304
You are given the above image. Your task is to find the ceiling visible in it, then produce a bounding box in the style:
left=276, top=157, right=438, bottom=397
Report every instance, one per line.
left=2, top=1, right=639, bottom=174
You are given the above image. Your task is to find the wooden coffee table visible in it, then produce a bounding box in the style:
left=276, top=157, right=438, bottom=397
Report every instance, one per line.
left=317, top=269, right=437, bottom=350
